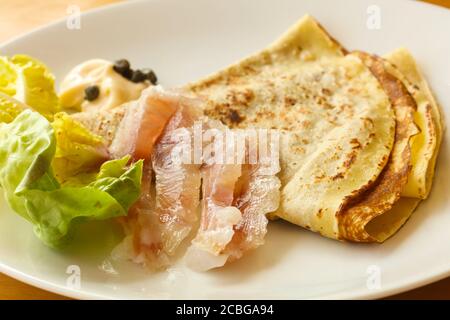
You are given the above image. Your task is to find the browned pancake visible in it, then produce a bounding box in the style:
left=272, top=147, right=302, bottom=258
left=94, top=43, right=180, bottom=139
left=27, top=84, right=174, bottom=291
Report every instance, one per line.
left=338, top=52, right=418, bottom=241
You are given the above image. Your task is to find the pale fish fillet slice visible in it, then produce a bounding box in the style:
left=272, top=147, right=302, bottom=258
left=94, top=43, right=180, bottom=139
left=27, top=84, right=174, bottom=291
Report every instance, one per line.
left=115, top=93, right=204, bottom=269
left=186, top=122, right=243, bottom=271
left=109, top=86, right=179, bottom=160
left=152, top=97, right=203, bottom=258
left=186, top=125, right=281, bottom=270
left=225, top=132, right=281, bottom=261
left=112, top=164, right=167, bottom=266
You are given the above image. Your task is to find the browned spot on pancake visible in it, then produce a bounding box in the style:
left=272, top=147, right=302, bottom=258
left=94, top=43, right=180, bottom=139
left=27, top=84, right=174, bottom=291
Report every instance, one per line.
left=314, top=173, right=326, bottom=182
left=321, top=88, right=332, bottom=96
left=425, top=104, right=434, bottom=146
left=317, top=209, right=323, bottom=219
left=228, top=109, right=244, bottom=124
left=361, top=117, right=374, bottom=127
left=331, top=172, right=345, bottom=181
left=301, top=120, right=312, bottom=128
left=284, top=96, right=297, bottom=106
left=227, top=89, right=255, bottom=107
left=343, top=151, right=357, bottom=168
left=350, top=138, right=362, bottom=149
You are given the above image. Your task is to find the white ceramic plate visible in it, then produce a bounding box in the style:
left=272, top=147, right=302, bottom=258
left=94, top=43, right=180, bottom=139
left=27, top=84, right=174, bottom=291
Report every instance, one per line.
left=0, top=0, right=449, bottom=300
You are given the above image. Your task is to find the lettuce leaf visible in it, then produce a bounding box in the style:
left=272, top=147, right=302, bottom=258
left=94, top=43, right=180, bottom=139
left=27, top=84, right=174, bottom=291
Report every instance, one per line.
left=0, top=110, right=142, bottom=247
left=0, top=92, right=26, bottom=123
left=0, top=57, right=18, bottom=97
left=52, top=112, right=109, bottom=183
left=90, top=156, right=143, bottom=210
left=4, top=55, right=60, bottom=119
left=0, top=92, right=110, bottom=184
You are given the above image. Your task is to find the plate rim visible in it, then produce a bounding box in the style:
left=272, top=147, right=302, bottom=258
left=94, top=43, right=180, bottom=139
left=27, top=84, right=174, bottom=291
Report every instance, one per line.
left=2, top=255, right=450, bottom=300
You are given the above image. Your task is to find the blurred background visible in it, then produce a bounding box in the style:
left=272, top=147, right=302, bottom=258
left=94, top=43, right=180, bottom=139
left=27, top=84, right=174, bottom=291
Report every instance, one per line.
left=0, top=0, right=448, bottom=43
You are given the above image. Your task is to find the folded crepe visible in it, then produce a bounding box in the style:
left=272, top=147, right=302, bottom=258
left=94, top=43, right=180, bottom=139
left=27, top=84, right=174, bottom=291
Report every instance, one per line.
left=359, top=48, right=444, bottom=242
left=185, top=15, right=442, bottom=242
left=384, top=48, right=443, bottom=200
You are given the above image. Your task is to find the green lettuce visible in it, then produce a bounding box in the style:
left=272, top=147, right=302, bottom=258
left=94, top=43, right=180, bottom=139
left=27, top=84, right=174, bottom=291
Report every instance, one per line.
left=51, top=112, right=109, bottom=183
left=0, top=110, right=143, bottom=247
left=0, top=92, right=26, bottom=123
left=0, top=55, right=59, bottom=120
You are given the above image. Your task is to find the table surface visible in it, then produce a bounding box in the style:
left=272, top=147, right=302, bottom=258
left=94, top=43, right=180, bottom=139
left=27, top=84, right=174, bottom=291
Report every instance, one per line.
left=0, top=0, right=449, bottom=300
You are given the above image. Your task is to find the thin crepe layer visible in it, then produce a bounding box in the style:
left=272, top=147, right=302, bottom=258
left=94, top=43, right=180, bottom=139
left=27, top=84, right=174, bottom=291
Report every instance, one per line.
left=385, top=48, right=443, bottom=199
left=338, top=52, right=418, bottom=242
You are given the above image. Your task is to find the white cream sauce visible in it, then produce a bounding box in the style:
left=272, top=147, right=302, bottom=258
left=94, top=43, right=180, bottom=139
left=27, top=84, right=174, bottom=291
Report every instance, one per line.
left=59, top=59, right=150, bottom=111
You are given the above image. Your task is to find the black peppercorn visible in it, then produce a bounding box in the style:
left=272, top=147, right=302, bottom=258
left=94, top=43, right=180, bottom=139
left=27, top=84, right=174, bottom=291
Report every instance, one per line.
left=113, top=59, right=131, bottom=78
left=84, top=85, right=100, bottom=101
left=113, top=60, right=158, bottom=84
left=142, top=68, right=158, bottom=84
left=122, top=68, right=133, bottom=80
left=131, top=70, right=146, bottom=83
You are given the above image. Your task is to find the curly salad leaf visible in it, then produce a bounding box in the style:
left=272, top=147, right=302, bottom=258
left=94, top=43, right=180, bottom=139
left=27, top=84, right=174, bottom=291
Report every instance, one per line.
left=0, top=92, right=27, bottom=123
left=0, top=55, right=59, bottom=120
left=0, top=110, right=143, bottom=247
left=52, top=112, right=109, bottom=183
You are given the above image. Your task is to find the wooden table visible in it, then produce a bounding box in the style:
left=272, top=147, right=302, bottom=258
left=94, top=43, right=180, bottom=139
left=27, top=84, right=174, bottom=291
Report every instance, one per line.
left=0, top=0, right=449, bottom=300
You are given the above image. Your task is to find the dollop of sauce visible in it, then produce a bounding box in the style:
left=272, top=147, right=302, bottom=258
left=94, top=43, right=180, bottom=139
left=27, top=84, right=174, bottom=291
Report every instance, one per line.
left=59, top=59, right=150, bottom=111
